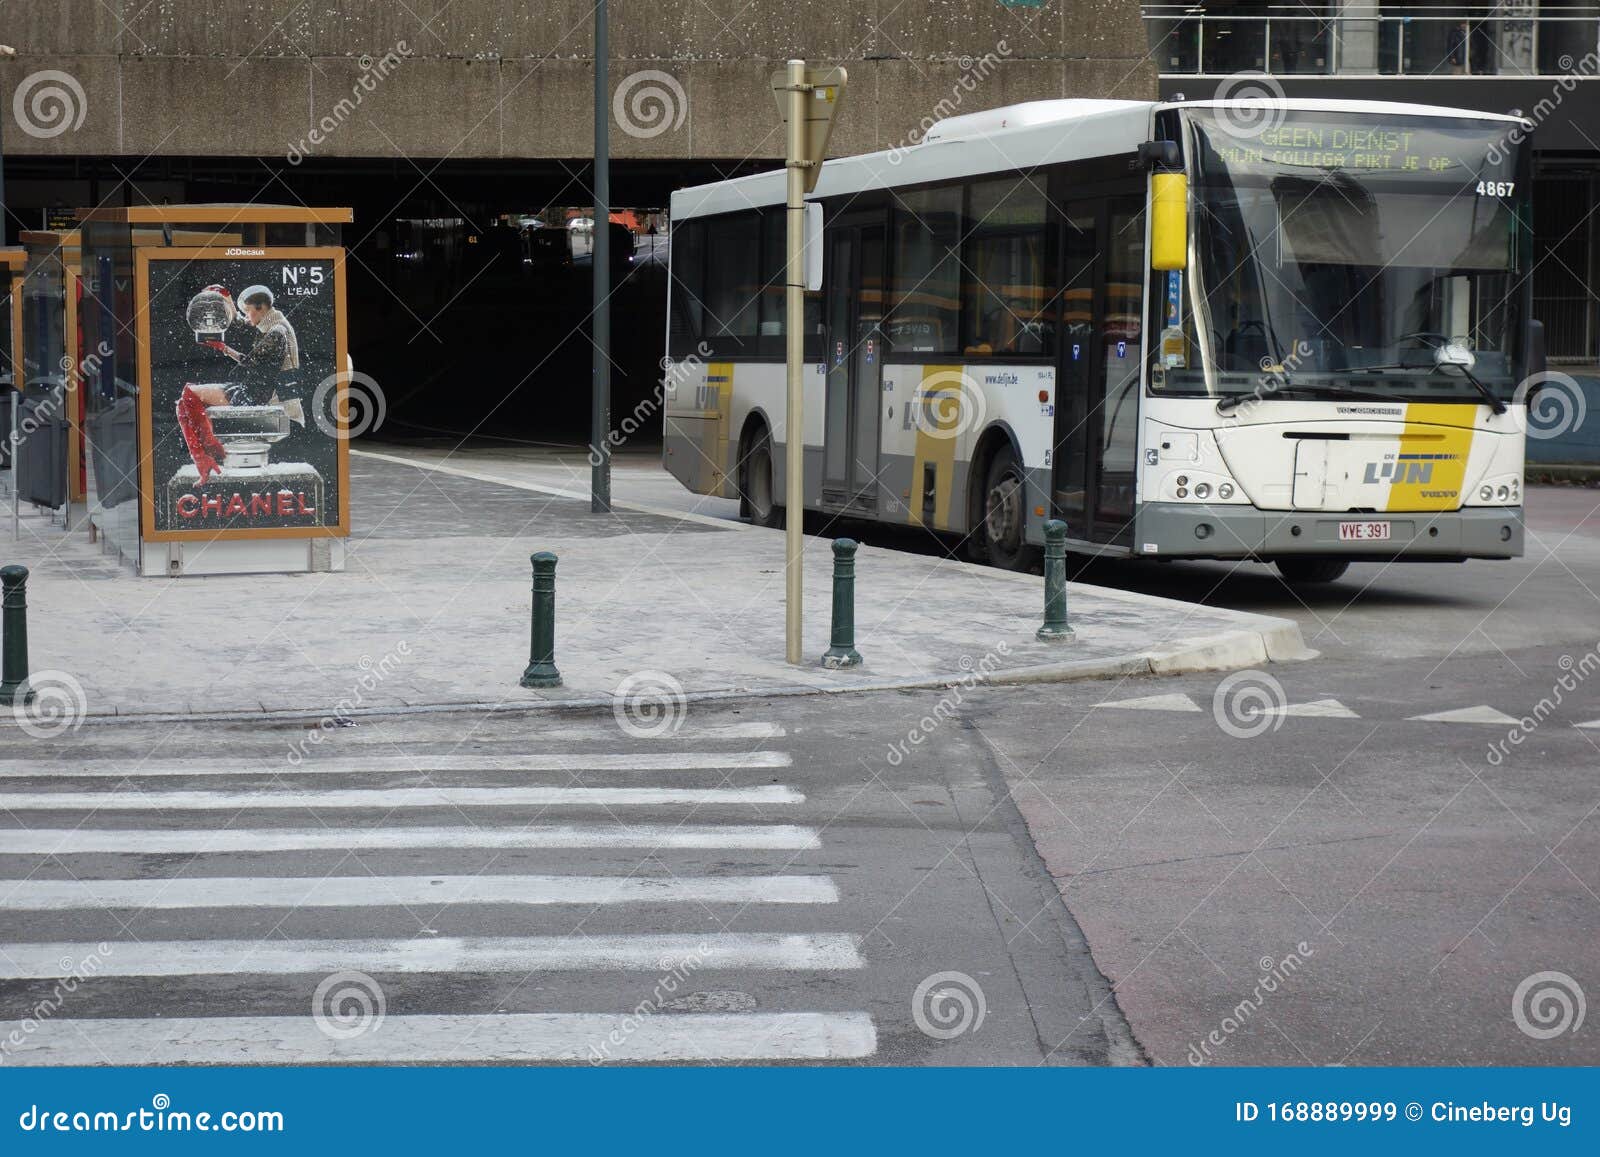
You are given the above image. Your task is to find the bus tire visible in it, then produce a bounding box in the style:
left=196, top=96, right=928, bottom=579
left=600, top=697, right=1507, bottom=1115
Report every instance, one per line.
left=1275, top=557, right=1350, bottom=584
left=978, top=446, right=1039, bottom=572
left=744, top=429, right=783, bottom=529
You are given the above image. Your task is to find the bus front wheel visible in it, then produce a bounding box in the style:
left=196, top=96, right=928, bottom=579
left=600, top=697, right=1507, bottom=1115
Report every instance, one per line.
left=1275, top=558, right=1350, bottom=584
left=979, top=448, right=1040, bottom=572
left=744, top=430, right=783, bottom=529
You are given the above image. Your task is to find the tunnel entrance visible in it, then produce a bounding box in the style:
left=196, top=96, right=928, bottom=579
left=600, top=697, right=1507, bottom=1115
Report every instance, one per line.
left=3, top=155, right=771, bottom=448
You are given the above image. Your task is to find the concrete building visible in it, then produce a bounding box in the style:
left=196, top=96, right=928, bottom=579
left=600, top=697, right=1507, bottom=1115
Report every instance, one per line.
left=0, top=1, right=1155, bottom=439
left=1143, top=2, right=1600, bottom=368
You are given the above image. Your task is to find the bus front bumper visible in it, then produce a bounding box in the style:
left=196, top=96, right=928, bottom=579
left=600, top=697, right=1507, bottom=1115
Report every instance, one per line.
left=1135, top=503, right=1524, bottom=561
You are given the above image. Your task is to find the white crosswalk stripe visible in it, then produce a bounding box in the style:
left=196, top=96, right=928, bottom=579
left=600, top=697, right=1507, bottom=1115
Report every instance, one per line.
left=0, top=784, right=803, bottom=811
left=0, top=874, right=841, bottom=911
left=0, top=1013, right=878, bottom=1066
left=0, top=721, right=878, bottom=1064
left=0, top=750, right=792, bottom=779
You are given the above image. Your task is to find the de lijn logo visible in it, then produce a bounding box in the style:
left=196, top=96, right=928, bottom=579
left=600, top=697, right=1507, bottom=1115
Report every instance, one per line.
left=1364, top=454, right=1459, bottom=485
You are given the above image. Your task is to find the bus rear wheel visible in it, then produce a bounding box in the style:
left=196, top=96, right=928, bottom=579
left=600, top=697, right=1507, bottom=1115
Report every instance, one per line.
left=744, top=430, right=783, bottom=529
left=1275, top=558, right=1350, bottom=584
left=979, top=448, right=1040, bottom=572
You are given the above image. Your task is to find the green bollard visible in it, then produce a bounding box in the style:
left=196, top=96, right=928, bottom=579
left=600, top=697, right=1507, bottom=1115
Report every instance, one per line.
left=1036, top=520, right=1074, bottom=642
left=0, top=565, right=34, bottom=706
left=520, top=552, right=562, bottom=688
left=822, top=538, right=864, bottom=669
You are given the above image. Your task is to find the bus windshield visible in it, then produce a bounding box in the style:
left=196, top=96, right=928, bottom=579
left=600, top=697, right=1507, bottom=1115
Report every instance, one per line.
left=1153, top=110, right=1529, bottom=402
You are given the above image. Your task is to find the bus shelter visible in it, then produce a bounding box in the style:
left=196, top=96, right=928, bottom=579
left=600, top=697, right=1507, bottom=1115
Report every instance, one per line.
left=74, top=204, right=353, bottom=577
left=0, top=248, right=25, bottom=478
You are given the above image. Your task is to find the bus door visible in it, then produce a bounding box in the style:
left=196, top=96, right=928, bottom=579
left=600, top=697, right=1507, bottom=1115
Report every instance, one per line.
left=1053, top=193, right=1144, bottom=546
left=822, top=218, right=885, bottom=510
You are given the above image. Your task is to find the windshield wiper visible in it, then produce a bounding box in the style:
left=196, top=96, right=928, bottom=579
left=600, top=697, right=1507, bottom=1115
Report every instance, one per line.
left=1347, top=364, right=1508, bottom=415
left=1216, top=384, right=1413, bottom=414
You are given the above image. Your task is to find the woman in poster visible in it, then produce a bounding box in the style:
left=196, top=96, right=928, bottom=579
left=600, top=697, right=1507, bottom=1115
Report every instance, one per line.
left=175, top=284, right=302, bottom=483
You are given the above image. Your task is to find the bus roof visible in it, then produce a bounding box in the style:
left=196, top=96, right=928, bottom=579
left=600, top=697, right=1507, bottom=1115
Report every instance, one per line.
left=671, top=97, right=1528, bottom=221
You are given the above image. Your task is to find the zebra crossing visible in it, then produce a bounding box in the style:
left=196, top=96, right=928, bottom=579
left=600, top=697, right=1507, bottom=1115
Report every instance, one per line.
left=0, top=718, right=878, bottom=1065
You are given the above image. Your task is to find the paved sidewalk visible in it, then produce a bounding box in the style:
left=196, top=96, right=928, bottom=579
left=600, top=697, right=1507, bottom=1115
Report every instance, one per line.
left=4, top=449, right=1309, bottom=722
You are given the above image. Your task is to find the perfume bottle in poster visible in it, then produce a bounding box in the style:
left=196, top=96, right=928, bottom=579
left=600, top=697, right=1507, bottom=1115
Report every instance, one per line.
left=144, top=255, right=343, bottom=535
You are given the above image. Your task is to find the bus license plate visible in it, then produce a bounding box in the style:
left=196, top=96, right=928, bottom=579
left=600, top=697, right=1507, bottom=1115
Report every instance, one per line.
left=1338, top=520, right=1391, bottom=542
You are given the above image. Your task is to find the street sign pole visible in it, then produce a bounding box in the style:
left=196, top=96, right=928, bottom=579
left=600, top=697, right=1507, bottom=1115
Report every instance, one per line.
left=590, top=0, right=612, bottom=513
left=783, top=59, right=806, bottom=665
left=773, top=60, right=844, bottom=665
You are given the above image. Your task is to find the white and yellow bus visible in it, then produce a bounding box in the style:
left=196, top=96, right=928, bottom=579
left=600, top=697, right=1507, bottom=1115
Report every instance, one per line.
left=662, top=97, right=1535, bottom=583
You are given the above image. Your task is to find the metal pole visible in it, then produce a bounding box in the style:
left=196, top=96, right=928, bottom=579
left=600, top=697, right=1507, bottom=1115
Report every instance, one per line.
left=1037, top=520, right=1074, bottom=641
left=784, top=57, right=806, bottom=665
left=590, top=0, right=612, bottom=513
left=10, top=392, right=17, bottom=540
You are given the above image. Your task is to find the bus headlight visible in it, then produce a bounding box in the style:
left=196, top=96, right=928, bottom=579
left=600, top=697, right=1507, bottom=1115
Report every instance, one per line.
left=1194, top=482, right=1211, bottom=499
left=1480, top=485, right=1494, bottom=501
left=1218, top=482, right=1234, bottom=500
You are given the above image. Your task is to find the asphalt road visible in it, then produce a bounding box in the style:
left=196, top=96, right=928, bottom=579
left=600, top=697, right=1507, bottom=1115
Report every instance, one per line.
left=1, top=480, right=1593, bottom=1066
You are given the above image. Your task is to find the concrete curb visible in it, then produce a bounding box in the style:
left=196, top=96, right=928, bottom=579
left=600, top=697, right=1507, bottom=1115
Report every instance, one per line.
left=10, top=614, right=1311, bottom=729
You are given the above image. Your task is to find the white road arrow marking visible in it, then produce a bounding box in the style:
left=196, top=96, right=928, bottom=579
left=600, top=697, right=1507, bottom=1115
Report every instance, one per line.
left=1409, top=706, right=1521, bottom=725
left=1096, top=693, right=1202, bottom=713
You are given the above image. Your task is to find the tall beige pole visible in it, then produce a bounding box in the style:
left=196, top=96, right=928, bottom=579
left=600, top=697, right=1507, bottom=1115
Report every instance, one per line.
left=784, top=58, right=806, bottom=665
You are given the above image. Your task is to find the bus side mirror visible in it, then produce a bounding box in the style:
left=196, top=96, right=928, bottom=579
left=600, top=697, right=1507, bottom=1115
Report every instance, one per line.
left=1526, top=318, right=1546, bottom=383
left=1150, top=172, right=1188, bottom=271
